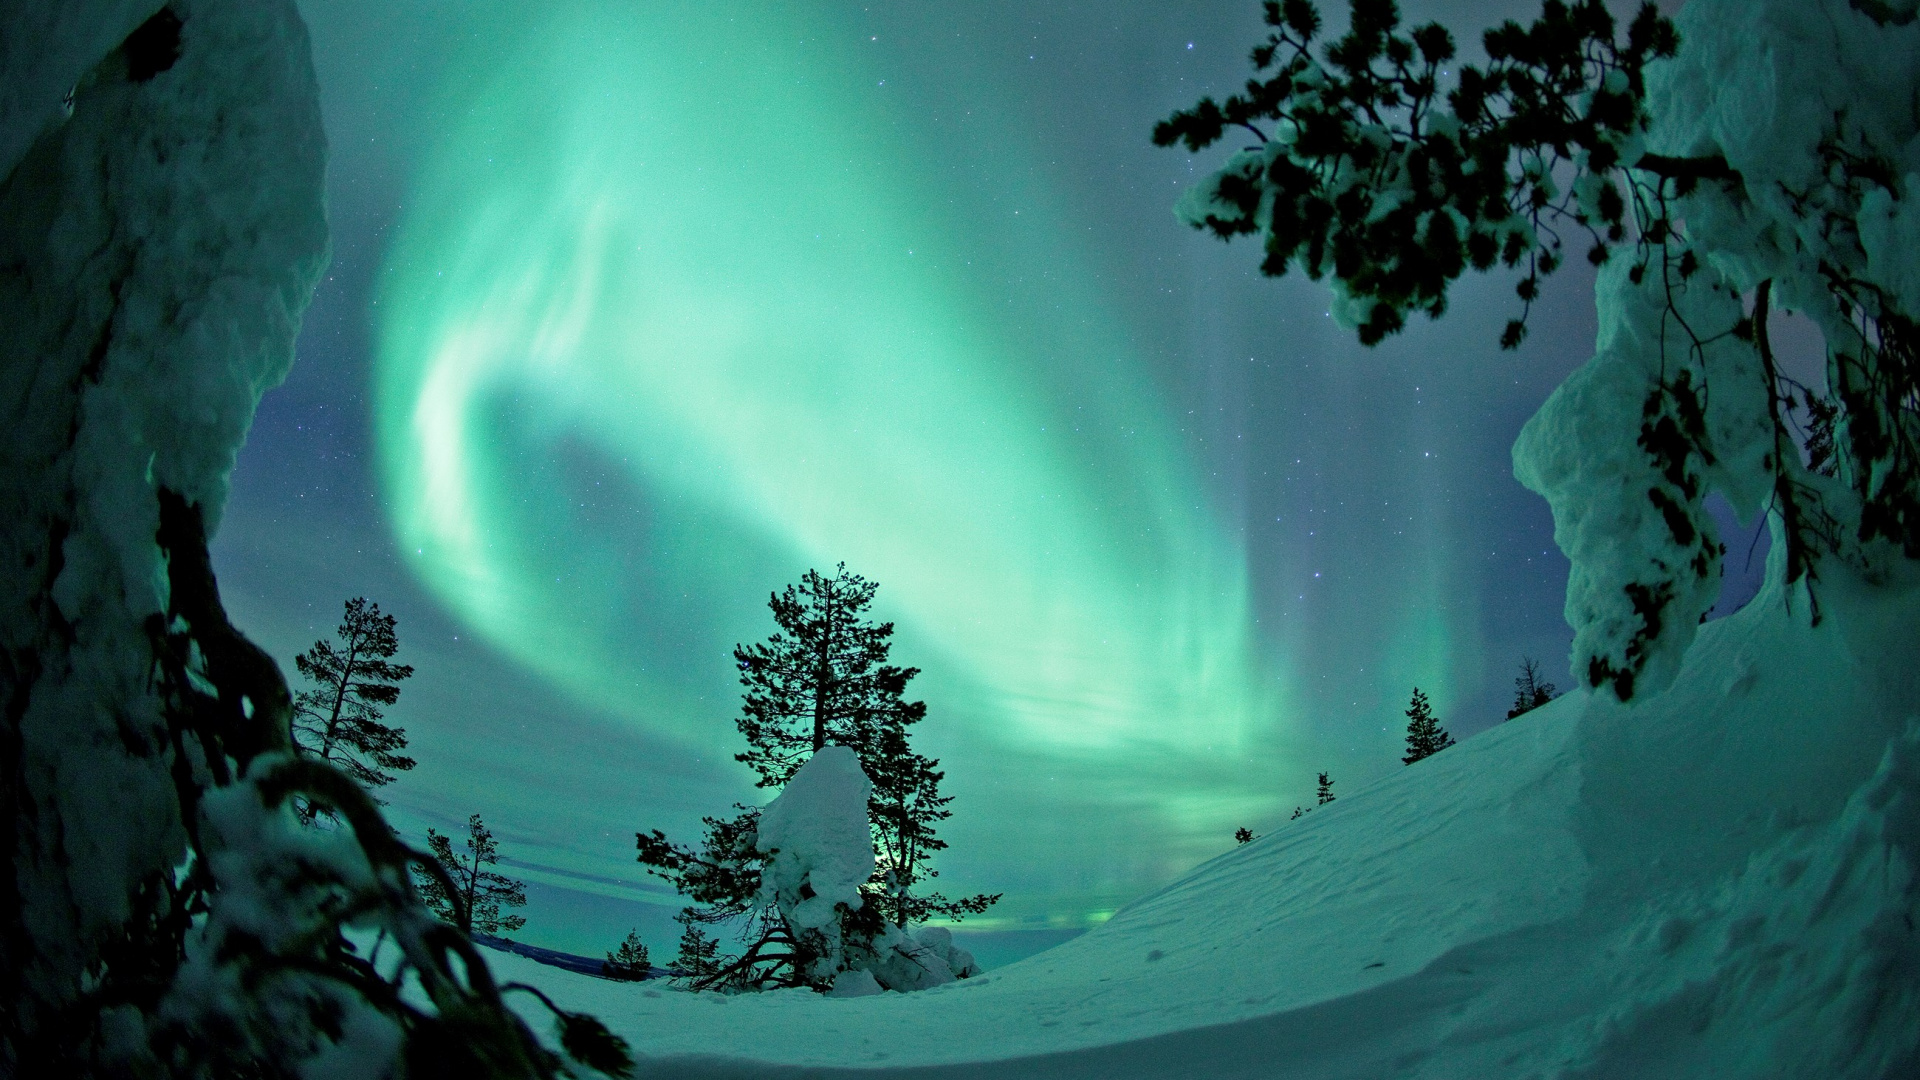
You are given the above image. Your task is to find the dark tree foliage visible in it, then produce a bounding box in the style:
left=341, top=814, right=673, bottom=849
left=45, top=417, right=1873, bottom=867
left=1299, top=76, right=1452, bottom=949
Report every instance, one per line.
left=1155, top=0, right=1679, bottom=348
left=668, top=911, right=724, bottom=986
left=415, top=814, right=529, bottom=936
left=1159, top=0, right=1920, bottom=700
left=1402, top=688, right=1457, bottom=765
left=733, top=564, right=922, bottom=781
left=1316, top=770, right=1337, bottom=805
left=635, top=566, right=997, bottom=992
left=602, top=931, right=651, bottom=981
left=1235, top=826, right=1259, bottom=844
left=1507, top=657, right=1560, bottom=719
left=291, top=597, right=416, bottom=798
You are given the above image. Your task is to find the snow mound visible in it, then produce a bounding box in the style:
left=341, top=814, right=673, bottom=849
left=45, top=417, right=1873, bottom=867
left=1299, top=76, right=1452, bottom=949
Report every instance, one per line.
left=754, top=744, right=874, bottom=933
left=490, top=530, right=1919, bottom=1077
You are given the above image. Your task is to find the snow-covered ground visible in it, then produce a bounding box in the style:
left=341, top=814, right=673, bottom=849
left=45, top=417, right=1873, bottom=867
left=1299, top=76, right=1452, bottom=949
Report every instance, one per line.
left=493, top=539, right=1919, bottom=1077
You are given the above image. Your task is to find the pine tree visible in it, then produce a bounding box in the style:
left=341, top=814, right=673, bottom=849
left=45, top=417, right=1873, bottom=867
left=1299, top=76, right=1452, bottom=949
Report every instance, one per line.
left=636, top=565, right=996, bottom=991
left=1234, top=826, right=1258, bottom=844
left=669, top=911, right=723, bottom=986
left=290, top=597, right=416, bottom=799
left=602, top=931, right=651, bottom=981
left=1507, top=658, right=1559, bottom=719
left=1316, top=771, right=1336, bottom=805
left=1402, top=688, right=1457, bottom=765
left=413, top=814, right=528, bottom=937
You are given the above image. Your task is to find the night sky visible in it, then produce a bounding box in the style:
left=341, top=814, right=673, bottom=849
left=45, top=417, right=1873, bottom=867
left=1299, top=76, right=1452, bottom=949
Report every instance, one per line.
left=209, top=0, right=1763, bottom=964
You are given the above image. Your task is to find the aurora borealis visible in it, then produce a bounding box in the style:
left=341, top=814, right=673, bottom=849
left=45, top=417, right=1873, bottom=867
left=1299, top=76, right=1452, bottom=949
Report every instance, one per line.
left=211, top=0, right=1630, bottom=959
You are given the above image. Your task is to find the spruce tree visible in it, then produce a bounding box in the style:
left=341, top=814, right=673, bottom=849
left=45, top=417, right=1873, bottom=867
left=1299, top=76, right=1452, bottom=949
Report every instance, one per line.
left=1507, top=658, right=1559, bottom=719
left=413, top=814, right=528, bottom=937
left=1316, top=771, right=1336, bottom=805
left=1402, top=688, right=1457, bottom=765
left=290, top=597, right=416, bottom=797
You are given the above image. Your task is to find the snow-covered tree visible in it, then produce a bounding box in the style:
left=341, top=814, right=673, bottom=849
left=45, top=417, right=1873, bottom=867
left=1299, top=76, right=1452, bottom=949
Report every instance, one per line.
left=1160, top=0, right=1920, bottom=702
left=290, top=596, right=416, bottom=800
left=0, top=4, right=623, bottom=1074
left=1316, top=770, right=1337, bottom=805
left=1402, top=688, right=1456, bottom=764
left=414, top=813, right=530, bottom=937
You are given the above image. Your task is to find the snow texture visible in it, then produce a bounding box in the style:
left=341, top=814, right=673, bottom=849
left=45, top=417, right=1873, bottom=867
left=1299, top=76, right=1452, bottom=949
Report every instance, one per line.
left=1516, top=0, right=1920, bottom=700
left=755, top=745, right=875, bottom=932
left=753, top=745, right=875, bottom=982
left=1, top=0, right=329, bottom=1067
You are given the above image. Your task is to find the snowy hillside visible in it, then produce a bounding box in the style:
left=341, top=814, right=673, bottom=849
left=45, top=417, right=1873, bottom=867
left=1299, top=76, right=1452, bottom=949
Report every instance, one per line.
left=497, top=539, right=1919, bottom=1077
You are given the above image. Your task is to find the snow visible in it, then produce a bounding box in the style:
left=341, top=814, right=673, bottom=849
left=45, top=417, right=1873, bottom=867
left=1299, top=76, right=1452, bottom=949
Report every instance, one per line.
left=755, top=745, right=875, bottom=934
left=1, top=0, right=329, bottom=1066
left=489, top=532, right=1920, bottom=1076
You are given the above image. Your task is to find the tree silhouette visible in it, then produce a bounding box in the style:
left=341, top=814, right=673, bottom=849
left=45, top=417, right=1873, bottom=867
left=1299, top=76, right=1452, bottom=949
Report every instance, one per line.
left=290, top=597, right=415, bottom=798
left=1507, top=657, right=1559, bottom=719
left=414, top=814, right=528, bottom=937
left=1316, top=771, right=1337, bottom=805
left=602, top=931, right=650, bottom=981
left=636, top=566, right=996, bottom=991
left=1402, top=688, right=1457, bottom=765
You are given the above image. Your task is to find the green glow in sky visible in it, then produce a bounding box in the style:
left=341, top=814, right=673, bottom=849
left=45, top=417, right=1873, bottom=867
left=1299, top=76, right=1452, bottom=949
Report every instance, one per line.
left=376, top=0, right=1309, bottom=917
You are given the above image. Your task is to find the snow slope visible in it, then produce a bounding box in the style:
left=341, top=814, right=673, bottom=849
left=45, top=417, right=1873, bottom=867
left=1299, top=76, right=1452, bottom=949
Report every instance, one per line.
left=498, top=535, right=1919, bottom=1078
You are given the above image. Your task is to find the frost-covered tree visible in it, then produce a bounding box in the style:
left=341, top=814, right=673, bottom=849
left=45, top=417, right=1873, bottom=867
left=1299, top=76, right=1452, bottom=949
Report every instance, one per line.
left=1316, top=770, right=1337, bottom=805
left=414, top=813, right=529, bottom=937
left=1159, top=0, right=1920, bottom=702
left=1402, top=688, right=1456, bottom=764
left=602, top=931, right=650, bottom=982
left=1507, top=657, right=1559, bottom=719
left=290, top=596, right=416, bottom=799
left=0, top=6, right=624, bottom=1074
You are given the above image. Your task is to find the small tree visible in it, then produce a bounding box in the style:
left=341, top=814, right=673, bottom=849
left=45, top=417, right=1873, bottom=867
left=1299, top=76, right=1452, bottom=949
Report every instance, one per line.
left=602, top=931, right=650, bottom=981
left=414, top=814, right=528, bottom=937
left=291, top=597, right=416, bottom=798
left=1316, top=771, right=1336, bottom=805
left=1507, top=658, right=1559, bottom=719
left=669, top=911, right=723, bottom=986
left=1402, top=688, right=1456, bottom=765
left=1235, top=826, right=1258, bottom=844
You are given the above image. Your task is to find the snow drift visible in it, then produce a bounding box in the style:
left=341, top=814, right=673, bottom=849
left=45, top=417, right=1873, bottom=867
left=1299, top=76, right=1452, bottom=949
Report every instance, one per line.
left=488, top=521, right=1920, bottom=1078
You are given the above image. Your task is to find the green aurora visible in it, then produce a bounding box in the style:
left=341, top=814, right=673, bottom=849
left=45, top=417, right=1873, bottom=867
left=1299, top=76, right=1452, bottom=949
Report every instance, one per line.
left=366, top=0, right=1483, bottom=923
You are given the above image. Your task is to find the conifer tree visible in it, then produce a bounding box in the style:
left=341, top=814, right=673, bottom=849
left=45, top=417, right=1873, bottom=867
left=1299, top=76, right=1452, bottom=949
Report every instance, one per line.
left=1316, top=771, right=1336, bottom=805
left=602, top=931, right=651, bottom=981
left=1402, top=688, right=1457, bottom=765
left=290, top=597, right=416, bottom=797
left=669, top=912, right=723, bottom=986
left=1235, top=826, right=1258, bottom=844
left=635, top=565, right=996, bottom=991
left=1507, top=658, right=1559, bottom=719
left=413, top=814, right=528, bottom=937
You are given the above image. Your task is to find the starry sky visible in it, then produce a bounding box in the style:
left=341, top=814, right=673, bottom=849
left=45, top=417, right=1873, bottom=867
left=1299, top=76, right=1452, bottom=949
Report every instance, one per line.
left=211, top=0, right=1764, bottom=965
